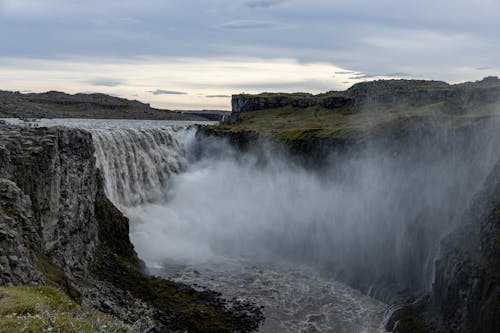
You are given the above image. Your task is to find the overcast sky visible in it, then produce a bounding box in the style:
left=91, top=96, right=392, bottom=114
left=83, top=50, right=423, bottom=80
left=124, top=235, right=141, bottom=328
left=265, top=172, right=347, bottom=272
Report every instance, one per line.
left=0, top=0, right=499, bottom=110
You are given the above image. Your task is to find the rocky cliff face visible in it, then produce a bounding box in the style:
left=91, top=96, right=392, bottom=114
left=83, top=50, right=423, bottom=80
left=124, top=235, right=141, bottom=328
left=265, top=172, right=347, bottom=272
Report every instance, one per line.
left=0, top=125, right=263, bottom=332
left=429, top=159, right=500, bottom=333
left=231, top=92, right=351, bottom=113
left=0, top=126, right=98, bottom=282
left=388, top=159, right=500, bottom=333
left=230, top=76, right=500, bottom=115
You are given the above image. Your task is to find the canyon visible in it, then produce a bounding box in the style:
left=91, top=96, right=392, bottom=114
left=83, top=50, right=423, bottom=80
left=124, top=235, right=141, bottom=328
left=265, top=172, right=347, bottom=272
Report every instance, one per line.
left=0, top=77, right=499, bottom=332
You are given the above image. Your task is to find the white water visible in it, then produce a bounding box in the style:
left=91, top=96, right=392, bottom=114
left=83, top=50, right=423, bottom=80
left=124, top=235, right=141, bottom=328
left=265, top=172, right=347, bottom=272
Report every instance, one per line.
left=85, top=118, right=500, bottom=332
left=87, top=123, right=389, bottom=332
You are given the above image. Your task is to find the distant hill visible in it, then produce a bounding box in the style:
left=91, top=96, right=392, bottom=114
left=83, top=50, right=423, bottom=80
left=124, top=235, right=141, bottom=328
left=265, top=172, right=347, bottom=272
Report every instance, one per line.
left=0, top=90, right=208, bottom=120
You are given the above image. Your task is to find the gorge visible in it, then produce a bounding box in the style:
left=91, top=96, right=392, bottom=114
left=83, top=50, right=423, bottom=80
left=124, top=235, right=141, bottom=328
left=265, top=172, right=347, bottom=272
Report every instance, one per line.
left=0, top=77, right=500, bottom=332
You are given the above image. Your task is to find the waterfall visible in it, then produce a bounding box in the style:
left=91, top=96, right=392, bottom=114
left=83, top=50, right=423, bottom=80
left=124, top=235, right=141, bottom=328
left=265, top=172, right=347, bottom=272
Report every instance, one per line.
left=91, top=127, right=189, bottom=207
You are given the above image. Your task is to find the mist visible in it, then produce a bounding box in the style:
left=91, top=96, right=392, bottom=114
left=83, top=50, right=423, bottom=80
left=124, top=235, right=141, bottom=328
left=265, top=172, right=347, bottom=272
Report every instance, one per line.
left=118, top=116, right=500, bottom=301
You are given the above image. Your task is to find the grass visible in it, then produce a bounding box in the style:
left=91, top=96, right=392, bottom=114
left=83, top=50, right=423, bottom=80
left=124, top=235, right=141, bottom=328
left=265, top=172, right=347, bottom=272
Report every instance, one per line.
left=213, top=101, right=500, bottom=142
left=0, top=286, right=133, bottom=333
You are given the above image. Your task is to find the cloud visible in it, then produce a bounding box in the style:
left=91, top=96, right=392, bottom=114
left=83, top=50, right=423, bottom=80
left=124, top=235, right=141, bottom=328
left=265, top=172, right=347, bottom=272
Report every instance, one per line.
left=335, top=71, right=357, bottom=75
left=476, top=66, right=492, bottom=70
left=220, top=19, right=283, bottom=30
left=149, top=89, right=188, bottom=95
left=348, top=72, right=415, bottom=80
left=244, top=0, right=288, bottom=8
left=88, top=78, right=123, bottom=87
left=349, top=73, right=379, bottom=80
left=206, top=94, right=231, bottom=98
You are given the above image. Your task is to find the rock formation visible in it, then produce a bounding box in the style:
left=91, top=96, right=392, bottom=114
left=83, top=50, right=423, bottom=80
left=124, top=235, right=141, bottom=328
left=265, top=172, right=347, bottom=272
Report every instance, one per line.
left=230, top=76, right=500, bottom=115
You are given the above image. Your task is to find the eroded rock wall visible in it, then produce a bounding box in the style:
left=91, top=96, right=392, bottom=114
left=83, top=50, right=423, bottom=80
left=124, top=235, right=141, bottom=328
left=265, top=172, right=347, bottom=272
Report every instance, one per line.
left=0, top=126, right=99, bottom=280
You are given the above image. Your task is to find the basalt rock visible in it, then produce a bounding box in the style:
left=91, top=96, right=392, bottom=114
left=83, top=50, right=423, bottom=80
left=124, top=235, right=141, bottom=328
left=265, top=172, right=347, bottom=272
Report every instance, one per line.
left=231, top=92, right=351, bottom=113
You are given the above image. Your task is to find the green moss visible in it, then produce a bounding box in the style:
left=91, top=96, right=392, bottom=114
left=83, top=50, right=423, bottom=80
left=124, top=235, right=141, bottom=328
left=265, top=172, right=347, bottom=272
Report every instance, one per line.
left=0, top=286, right=131, bottom=333
left=36, top=255, right=81, bottom=301
left=93, top=254, right=234, bottom=333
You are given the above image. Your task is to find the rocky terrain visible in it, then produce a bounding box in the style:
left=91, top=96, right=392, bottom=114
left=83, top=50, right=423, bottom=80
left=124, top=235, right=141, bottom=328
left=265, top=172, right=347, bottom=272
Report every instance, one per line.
left=0, top=125, right=263, bottom=332
left=0, top=90, right=207, bottom=120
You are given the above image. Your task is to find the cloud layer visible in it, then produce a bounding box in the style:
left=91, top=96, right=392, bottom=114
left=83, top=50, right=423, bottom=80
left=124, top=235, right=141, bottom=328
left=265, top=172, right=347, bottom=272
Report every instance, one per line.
left=0, top=0, right=498, bottom=109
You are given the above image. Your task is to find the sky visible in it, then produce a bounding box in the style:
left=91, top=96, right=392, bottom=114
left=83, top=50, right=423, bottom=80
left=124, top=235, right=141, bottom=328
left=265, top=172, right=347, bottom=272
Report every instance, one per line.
left=0, top=0, right=499, bottom=110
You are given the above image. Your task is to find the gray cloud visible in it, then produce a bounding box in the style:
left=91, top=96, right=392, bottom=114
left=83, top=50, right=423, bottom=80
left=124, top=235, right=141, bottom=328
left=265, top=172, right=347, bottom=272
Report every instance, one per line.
left=476, top=66, right=492, bottom=70
left=349, top=73, right=380, bottom=80
left=220, top=19, right=283, bottom=30
left=88, top=78, right=123, bottom=87
left=149, top=89, right=188, bottom=95
left=206, top=94, right=231, bottom=98
left=244, top=0, right=288, bottom=8
left=0, top=0, right=499, bottom=88
left=335, top=71, right=357, bottom=75
left=384, top=72, right=414, bottom=77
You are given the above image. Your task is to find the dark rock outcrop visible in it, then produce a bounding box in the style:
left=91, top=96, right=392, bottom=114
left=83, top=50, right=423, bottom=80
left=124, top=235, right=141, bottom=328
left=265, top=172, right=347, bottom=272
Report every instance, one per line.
left=0, top=179, right=43, bottom=286
left=231, top=92, right=351, bottom=113
left=388, top=155, right=500, bottom=333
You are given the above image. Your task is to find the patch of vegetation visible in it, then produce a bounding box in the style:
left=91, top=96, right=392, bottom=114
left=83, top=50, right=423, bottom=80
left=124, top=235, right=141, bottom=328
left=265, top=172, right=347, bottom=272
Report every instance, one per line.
left=213, top=101, right=500, bottom=142
left=36, top=255, right=81, bottom=301
left=0, top=286, right=132, bottom=333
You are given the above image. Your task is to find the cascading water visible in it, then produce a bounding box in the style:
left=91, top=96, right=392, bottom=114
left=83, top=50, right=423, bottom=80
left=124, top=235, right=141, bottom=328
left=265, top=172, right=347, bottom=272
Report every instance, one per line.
left=92, top=127, right=188, bottom=206
left=89, top=118, right=500, bottom=333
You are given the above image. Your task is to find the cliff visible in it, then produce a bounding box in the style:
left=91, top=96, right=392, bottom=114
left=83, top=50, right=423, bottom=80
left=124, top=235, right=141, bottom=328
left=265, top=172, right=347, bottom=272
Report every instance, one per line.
left=231, top=76, right=500, bottom=114
left=0, top=125, right=262, bottom=332
left=0, top=90, right=206, bottom=120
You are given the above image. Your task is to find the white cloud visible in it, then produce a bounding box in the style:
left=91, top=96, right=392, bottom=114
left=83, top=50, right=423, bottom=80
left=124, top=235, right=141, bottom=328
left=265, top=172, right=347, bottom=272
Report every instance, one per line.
left=149, top=89, right=188, bottom=95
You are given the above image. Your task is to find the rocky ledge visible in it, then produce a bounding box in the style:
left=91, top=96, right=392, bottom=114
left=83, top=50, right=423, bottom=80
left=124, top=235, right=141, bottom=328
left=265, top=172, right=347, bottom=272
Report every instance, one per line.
left=0, top=125, right=263, bottom=332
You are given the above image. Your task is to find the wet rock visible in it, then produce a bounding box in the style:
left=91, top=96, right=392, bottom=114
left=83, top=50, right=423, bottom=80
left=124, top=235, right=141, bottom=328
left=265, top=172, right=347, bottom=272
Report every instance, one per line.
left=7, top=255, right=18, bottom=266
